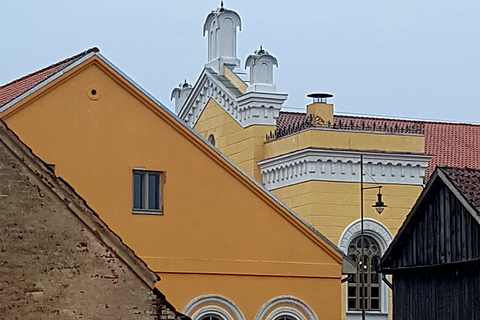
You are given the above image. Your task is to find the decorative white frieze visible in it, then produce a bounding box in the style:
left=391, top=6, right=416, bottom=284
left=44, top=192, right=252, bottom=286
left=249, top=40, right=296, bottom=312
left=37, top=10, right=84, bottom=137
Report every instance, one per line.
left=259, top=148, right=432, bottom=190
left=237, top=91, right=287, bottom=127
left=178, top=69, right=287, bottom=128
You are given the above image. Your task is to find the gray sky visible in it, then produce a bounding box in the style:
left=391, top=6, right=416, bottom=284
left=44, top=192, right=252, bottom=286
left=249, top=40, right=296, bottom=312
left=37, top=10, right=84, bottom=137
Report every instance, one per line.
left=1, top=1, right=479, bottom=122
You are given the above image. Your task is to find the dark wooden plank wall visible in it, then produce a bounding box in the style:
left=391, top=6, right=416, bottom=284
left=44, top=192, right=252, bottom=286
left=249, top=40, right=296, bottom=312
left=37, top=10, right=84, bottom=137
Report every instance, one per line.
left=386, top=183, right=480, bottom=269
left=393, top=263, right=480, bottom=320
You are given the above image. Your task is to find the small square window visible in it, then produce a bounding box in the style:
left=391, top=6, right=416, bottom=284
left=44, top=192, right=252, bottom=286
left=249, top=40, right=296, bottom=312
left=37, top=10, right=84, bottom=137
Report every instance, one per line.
left=133, top=170, right=163, bottom=214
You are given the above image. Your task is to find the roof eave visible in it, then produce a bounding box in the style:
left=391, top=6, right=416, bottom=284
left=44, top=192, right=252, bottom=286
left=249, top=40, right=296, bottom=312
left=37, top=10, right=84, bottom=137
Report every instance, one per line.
left=0, top=51, right=98, bottom=113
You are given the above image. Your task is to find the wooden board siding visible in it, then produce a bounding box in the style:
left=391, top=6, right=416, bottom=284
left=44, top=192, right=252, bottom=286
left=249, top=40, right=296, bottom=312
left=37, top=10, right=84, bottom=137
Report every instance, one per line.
left=383, top=182, right=480, bottom=270
left=393, top=262, right=480, bottom=320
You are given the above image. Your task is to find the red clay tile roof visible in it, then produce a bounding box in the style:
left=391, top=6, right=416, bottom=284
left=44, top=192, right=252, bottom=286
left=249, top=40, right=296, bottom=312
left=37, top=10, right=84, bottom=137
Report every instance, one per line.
left=276, top=111, right=480, bottom=180
left=441, top=167, right=480, bottom=212
left=0, top=47, right=99, bottom=108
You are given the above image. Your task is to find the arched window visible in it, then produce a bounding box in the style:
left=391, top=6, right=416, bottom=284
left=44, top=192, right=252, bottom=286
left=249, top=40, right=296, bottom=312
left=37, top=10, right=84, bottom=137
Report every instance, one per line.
left=274, top=316, right=296, bottom=320
left=200, top=315, right=223, bottom=320
left=255, top=296, right=317, bottom=320
left=338, top=219, right=392, bottom=319
left=183, top=295, right=245, bottom=320
left=347, top=234, right=381, bottom=311
left=208, top=134, right=216, bottom=146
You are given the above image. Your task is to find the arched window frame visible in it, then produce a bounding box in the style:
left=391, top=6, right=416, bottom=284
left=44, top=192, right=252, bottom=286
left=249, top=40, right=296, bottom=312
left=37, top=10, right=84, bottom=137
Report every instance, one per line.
left=255, top=296, right=318, bottom=320
left=338, top=219, right=393, bottom=318
left=183, top=295, right=245, bottom=320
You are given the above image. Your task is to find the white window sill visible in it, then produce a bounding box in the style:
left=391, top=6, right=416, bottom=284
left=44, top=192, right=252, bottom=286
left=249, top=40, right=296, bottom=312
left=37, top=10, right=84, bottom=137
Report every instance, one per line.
left=132, top=209, right=163, bottom=215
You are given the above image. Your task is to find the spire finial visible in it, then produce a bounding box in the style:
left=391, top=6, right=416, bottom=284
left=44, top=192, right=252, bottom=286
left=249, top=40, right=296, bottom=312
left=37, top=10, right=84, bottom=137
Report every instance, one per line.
left=221, top=1, right=224, bottom=8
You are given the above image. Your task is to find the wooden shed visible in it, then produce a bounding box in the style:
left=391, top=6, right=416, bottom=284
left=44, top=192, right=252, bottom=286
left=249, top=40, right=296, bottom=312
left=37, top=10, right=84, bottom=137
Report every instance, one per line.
left=380, top=166, right=480, bottom=320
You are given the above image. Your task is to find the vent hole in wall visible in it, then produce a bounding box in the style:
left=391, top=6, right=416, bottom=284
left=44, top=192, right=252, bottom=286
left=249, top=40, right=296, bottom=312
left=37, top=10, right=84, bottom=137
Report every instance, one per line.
left=88, top=87, right=100, bottom=100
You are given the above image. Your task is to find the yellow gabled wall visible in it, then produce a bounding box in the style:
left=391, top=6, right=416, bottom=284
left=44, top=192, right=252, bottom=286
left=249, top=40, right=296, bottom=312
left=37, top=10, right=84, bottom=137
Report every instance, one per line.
left=1, top=56, right=343, bottom=320
left=194, top=98, right=274, bottom=182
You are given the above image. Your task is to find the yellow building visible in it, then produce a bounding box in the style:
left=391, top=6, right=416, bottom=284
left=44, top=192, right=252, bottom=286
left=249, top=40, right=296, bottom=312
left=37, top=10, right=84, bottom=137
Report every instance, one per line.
left=173, top=4, right=432, bottom=320
left=0, top=48, right=350, bottom=320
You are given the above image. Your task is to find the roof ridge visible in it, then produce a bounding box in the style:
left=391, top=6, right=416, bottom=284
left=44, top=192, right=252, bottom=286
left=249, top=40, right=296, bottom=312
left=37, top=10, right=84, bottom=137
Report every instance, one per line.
left=440, top=166, right=480, bottom=173
left=280, top=110, right=480, bottom=126
left=0, top=47, right=99, bottom=89
left=279, top=110, right=305, bottom=115
left=336, top=114, right=480, bottom=126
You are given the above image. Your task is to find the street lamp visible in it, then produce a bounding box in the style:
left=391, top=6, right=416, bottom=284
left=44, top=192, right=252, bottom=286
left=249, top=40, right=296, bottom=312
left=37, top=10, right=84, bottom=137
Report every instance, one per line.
left=360, top=155, right=387, bottom=320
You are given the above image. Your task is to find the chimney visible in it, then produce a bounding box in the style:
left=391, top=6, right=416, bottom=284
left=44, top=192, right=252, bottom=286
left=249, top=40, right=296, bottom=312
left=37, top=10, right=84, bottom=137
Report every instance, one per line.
left=203, top=2, right=242, bottom=75
left=306, top=93, right=334, bottom=125
left=171, top=80, right=193, bottom=114
left=245, top=46, right=278, bottom=93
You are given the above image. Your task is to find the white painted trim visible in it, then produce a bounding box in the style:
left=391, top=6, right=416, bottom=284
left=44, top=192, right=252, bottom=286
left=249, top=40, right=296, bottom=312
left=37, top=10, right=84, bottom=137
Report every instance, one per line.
left=265, top=307, right=307, bottom=320
left=338, top=219, right=392, bottom=319
left=259, top=148, right=432, bottom=190
left=183, top=295, right=246, bottom=320
left=178, top=69, right=287, bottom=128
left=338, top=219, right=393, bottom=254
left=192, top=306, right=233, bottom=320
left=255, top=296, right=318, bottom=320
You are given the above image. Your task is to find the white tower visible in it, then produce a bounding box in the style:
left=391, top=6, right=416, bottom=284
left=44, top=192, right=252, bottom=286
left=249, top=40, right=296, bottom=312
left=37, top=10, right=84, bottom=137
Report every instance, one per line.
left=171, top=80, right=193, bottom=114
left=203, top=2, right=242, bottom=74
left=245, top=46, right=278, bottom=93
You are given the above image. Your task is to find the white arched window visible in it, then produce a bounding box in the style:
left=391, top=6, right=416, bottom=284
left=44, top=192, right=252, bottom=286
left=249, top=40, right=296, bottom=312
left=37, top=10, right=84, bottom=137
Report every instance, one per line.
left=339, top=219, right=393, bottom=319
left=255, top=296, right=318, bottom=320
left=183, top=295, right=245, bottom=320
left=200, top=315, right=223, bottom=320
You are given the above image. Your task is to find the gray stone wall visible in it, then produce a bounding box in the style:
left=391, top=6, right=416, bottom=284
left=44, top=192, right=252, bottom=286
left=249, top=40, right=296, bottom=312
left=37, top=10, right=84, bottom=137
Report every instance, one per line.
left=0, top=140, right=179, bottom=320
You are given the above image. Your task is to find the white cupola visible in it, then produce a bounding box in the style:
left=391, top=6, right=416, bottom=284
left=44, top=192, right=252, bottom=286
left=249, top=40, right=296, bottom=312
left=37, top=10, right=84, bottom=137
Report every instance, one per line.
left=203, top=2, right=242, bottom=75
left=171, top=80, right=193, bottom=114
left=245, top=46, right=278, bottom=93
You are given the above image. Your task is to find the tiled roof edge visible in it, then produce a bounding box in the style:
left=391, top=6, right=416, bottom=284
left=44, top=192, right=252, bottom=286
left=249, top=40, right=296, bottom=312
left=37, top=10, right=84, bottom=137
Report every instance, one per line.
left=335, top=114, right=480, bottom=127
left=0, top=50, right=98, bottom=112
left=0, top=47, right=99, bottom=89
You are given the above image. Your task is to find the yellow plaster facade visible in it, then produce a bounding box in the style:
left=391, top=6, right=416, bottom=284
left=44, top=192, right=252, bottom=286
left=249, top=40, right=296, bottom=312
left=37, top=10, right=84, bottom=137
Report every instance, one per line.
left=194, top=98, right=274, bottom=182
left=193, top=96, right=426, bottom=242
left=272, top=182, right=423, bottom=244
left=1, top=54, right=344, bottom=320
left=264, top=128, right=424, bottom=159
left=188, top=70, right=429, bottom=320
left=223, top=66, right=247, bottom=93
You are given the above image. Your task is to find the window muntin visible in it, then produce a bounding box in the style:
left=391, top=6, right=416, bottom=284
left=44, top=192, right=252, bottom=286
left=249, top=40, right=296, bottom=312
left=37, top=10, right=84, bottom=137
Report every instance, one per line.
left=133, top=170, right=162, bottom=214
left=347, top=234, right=381, bottom=311
left=199, top=315, right=222, bottom=320
left=274, top=316, right=296, bottom=320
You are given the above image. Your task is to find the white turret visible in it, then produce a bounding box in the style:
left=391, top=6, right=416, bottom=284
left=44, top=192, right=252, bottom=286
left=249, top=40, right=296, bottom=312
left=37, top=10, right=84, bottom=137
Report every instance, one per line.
left=245, top=46, right=278, bottom=93
left=171, top=80, right=193, bottom=114
left=203, top=2, right=242, bottom=74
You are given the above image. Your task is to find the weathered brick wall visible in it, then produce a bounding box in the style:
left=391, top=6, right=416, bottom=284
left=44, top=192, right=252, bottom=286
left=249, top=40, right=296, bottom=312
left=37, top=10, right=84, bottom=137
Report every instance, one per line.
left=0, top=140, right=180, bottom=320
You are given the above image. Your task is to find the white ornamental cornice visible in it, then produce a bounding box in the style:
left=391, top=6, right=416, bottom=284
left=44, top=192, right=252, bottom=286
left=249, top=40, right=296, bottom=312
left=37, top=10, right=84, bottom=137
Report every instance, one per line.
left=177, top=68, right=287, bottom=128
left=259, top=148, right=432, bottom=190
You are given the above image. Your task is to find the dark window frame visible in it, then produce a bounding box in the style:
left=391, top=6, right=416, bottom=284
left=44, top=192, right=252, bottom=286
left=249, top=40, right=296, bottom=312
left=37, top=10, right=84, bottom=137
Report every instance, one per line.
left=133, top=170, right=163, bottom=215
left=347, top=234, right=382, bottom=312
